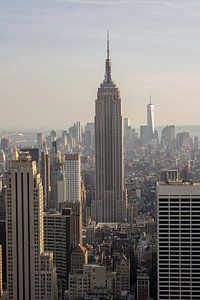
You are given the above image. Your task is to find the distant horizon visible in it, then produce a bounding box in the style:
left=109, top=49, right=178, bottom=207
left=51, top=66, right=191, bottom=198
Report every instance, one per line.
left=1, top=124, right=200, bottom=133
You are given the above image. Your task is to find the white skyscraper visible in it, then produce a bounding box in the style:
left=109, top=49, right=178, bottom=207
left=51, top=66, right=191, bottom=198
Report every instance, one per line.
left=64, top=153, right=81, bottom=203
left=147, top=97, right=155, bottom=142
left=157, top=180, right=200, bottom=299
left=6, top=152, right=57, bottom=300
left=63, top=153, right=83, bottom=247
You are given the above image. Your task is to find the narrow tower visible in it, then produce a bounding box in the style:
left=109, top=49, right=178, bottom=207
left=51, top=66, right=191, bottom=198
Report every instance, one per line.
left=147, top=93, right=155, bottom=142
left=94, top=33, right=126, bottom=223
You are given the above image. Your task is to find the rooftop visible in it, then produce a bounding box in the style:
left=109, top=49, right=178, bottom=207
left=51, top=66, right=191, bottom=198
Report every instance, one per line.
left=157, top=180, right=200, bottom=186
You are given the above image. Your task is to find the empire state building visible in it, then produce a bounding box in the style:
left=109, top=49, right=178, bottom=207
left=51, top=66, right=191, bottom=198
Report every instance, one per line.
left=94, top=34, right=126, bottom=223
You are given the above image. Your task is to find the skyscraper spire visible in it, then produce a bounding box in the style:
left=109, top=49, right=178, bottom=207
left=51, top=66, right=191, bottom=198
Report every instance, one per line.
left=107, top=30, right=110, bottom=60
left=147, top=95, right=155, bottom=141
left=104, top=30, right=112, bottom=84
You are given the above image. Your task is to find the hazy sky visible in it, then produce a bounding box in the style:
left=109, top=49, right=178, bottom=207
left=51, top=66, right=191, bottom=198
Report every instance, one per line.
left=1, top=0, right=200, bottom=129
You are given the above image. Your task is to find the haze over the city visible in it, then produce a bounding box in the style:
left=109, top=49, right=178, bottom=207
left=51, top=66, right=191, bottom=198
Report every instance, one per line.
left=1, top=0, right=200, bottom=128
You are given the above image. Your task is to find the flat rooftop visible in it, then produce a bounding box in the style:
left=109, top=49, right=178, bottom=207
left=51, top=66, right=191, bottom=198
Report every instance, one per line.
left=157, top=180, right=200, bottom=186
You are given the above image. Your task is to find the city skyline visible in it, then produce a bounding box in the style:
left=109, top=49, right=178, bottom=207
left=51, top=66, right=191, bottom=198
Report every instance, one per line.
left=1, top=0, right=200, bottom=128
left=2, top=20, right=200, bottom=296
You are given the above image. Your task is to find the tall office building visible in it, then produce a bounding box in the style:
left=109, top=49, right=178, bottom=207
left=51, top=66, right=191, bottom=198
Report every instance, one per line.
left=161, top=125, right=175, bottom=148
left=21, top=147, right=51, bottom=210
left=64, top=153, right=81, bottom=203
left=63, top=153, right=83, bottom=247
left=40, top=150, right=51, bottom=210
left=147, top=96, right=155, bottom=142
left=0, top=184, right=6, bottom=290
left=176, top=132, right=190, bottom=149
left=157, top=180, right=200, bottom=299
left=44, top=209, right=74, bottom=299
left=59, top=202, right=82, bottom=246
left=37, top=132, right=44, bottom=151
left=140, top=125, right=148, bottom=144
left=124, top=117, right=132, bottom=151
left=5, top=152, right=57, bottom=300
left=83, top=123, right=94, bottom=148
left=94, top=33, right=126, bottom=223
left=50, top=149, right=65, bottom=209
left=68, top=122, right=82, bottom=149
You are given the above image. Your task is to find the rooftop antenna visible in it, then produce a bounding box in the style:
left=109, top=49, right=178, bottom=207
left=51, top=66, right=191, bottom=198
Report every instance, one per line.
left=107, top=29, right=110, bottom=60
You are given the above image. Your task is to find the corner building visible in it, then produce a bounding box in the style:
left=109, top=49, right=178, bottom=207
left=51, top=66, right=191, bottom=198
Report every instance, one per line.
left=94, top=34, right=126, bottom=223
